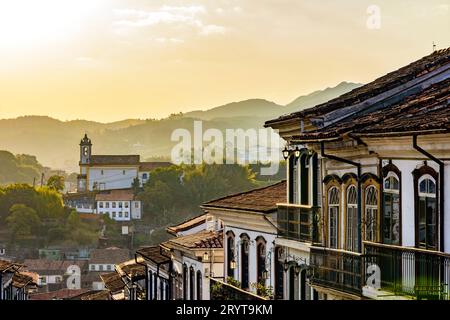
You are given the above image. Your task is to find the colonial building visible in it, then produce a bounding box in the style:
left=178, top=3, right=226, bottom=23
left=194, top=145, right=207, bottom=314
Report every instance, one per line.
left=265, top=47, right=450, bottom=300
left=202, top=181, right=316, bottom=300
left=65, top=134, right=171, bottom=221
left=77, top=134, right=170, bottom=192
left=133, top=213, right=223, bottom=301
left=87, top=247, right=130, bottom=290
left=1, top=259, right=36, bottom=300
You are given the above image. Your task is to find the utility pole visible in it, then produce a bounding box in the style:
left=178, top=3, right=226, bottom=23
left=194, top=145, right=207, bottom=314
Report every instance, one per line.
left=40, top=173, right=45, bottom=187
left=33, top=177, right=36, bottom=187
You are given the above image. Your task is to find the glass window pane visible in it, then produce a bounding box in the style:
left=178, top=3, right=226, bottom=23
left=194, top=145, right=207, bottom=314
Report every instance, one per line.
left=428, top=180, right=436, bottom=194
left=419, top=180, right=427, bottom=193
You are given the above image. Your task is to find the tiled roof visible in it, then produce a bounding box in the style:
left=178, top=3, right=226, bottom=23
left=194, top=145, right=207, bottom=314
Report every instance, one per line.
left=23, top=259, right=86, bottom=274
left=167, top=214, right=207, bottom=236
left=30, top=288, right=90, bottom=300
left=136, top=246, right=171, bottom=265
left=139, top=162, right=172, bottom=171
left=12, top=272, right=34, bottom=288
left=164, top=230, right=223, bottom=249
left=80, top=290, right=112, bottom=301
left=0, top=259, right=21, bottom=272
left=100, top=272, right=125, bottom=293
left=293, top=78, right=450, bottom=140
left=95, top=188, right=135, bottom=201
left=89, top=155, right=140, bottom=166
left=116, top=259, right=146, bottom=280
left=70, top=290, right=111, bottom=301
left=89, top=247, right=130, bottom=265
left=202, top=181, right=286, bottom=213
left=266, top=47, right=450, bottom=125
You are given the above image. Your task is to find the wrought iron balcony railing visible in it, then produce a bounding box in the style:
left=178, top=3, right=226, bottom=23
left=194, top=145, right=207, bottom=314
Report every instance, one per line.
left=310, top=246, right=363, bottom=296
left=276, top=204, right=320, bottom=244
left=209, top=278, right=268, bottom=301
left=364, top=241, right=450, bottom=300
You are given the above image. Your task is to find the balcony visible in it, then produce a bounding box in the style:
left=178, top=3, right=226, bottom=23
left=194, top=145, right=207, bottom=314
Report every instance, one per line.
left=276, top=204, right=320, bottom=243
left=310, top=246, right=363, bottom=297
left=364, top=242, right=450, bottom=300
left=209, top=278, right=268, bottom=301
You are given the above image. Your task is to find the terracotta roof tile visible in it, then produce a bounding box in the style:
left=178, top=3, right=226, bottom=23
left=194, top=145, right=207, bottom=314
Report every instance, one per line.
left=30, top=288, right=90, bottom=300
left=293, top=78, right=450, bottom=140
left=164, top=230, right=223, bottom=249
left=202, top=181, right=286, bottom=213
left=136, top=246, right=171, bottom=265
left=167, top=214, right=207, bottom=235
left=266, top=47, right=450, bottom=126
left=100, top=272, right=125, bottom=293
left=116, top=259, right=146, bottom=280
left=89, top=155, right=140, bottom=166
left=95, top=188, right=135, bottom=201
left=12, top=272, right=34, bottom=288
left=90, top=247, right=131, bottom=265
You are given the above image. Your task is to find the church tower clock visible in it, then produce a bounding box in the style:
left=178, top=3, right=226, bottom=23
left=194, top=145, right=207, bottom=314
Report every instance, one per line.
left=80, top=134, right=92, bottom=165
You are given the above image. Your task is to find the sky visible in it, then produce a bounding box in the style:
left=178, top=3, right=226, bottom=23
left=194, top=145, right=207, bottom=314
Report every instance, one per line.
left=0, top=0, right=448, bottom=122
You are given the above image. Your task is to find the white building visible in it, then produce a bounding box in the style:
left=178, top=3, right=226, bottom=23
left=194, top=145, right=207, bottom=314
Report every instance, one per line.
left=265, top=47, right=450, bottom=300
left=202, top=181, right=315, bottom=300
left=95, top=189, right=141, bottom=221
left=65, top=134, right=171, bottom=221
left=77, top=134, right=170, bottom=192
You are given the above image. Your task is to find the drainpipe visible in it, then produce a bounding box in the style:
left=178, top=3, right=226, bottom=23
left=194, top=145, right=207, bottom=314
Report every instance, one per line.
left=320, top=141, right=362, bottom=253
left=413, top=135, right=445, bottom=252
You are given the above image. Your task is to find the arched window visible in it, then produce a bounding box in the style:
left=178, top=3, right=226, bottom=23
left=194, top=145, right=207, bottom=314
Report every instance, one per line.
left=196, top=270, right=202, bottom=300
left=256, top=237, right=266, bottom=285
left=365, top=185, right=378, bottom=242
left=189, top=267, right=195, bottom=300
left=226, top=232, right=235, bottom=278
left=417, top=175, right=438, bottom=250
left=182, top=264, right=188, bottom=300
left=383, top=172, right=401, bottom=245
left=328, top=187, right=340, bottom=249
left=346, top=185, right=358, bottom=251
left=240, top=234, right=250, bottom=289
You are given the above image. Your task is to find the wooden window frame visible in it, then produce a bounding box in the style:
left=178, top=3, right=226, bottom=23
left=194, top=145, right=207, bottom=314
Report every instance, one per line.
left=413, top=164, right=439, bottom=250
left=324, top=179, right=341, bottom=249
left=362, top=179, right=381, bottom=243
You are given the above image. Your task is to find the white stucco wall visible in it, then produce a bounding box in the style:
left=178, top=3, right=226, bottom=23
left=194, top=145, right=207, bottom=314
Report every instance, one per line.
left=88, top=167, right=138, bottom=191
left=97, top=201, right=132, bottom=221
left=392, top=160, right=440, bottom=248
left=224, top=226, right=276, bottom=294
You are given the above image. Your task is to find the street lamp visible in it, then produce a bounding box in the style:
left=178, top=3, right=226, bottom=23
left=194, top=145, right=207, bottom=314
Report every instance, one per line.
left=262, top=269, right=269, bottom=280
left=282, top=147, right=290, bottom=160
left=203, top=252, right=210, bottom=262
left=230, top=259, right=236, bottom=270
left=294, top=147, right=301, bottom=158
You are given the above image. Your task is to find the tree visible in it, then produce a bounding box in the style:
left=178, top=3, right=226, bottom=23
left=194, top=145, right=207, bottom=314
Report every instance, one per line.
left=6, top=204, right=41, bottom=241
left=131, top=177, right=141, bottom=196
left=47, top=175, right=65, bottom=192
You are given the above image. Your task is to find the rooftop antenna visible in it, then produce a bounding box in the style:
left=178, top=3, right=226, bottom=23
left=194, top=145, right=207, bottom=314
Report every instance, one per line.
left=432, top=41, right=437, bottom=53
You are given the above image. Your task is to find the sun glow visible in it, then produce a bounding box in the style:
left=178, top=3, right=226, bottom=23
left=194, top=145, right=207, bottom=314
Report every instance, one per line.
left=0, top=0, right=103, bottom=49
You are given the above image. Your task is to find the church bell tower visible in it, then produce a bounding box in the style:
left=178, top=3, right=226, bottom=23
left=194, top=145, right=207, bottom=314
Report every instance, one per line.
left=80, top=134, right=92, bottom=165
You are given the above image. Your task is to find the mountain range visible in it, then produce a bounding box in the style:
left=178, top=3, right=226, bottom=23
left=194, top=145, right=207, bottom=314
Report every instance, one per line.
left=0, top=81, right=361, bottom=172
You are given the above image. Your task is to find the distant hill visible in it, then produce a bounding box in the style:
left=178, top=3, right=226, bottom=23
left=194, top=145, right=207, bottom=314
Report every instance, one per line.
left=286, top=81, right=362, bottom=111
left=184, top=99, right=284, bottom=120
left=0, top=82, right=361, bottom=171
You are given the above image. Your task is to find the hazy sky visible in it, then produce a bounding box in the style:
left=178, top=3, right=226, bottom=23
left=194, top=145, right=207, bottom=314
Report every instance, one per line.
left=0, top=0, right=448, bottom=122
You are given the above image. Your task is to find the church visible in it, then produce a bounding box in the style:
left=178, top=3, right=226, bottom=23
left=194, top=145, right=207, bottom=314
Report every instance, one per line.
left=64, top=134, right=171, bottom=221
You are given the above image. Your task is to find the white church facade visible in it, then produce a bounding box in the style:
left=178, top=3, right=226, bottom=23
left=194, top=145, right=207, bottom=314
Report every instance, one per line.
left=64, top=134, right=171, bottom=221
